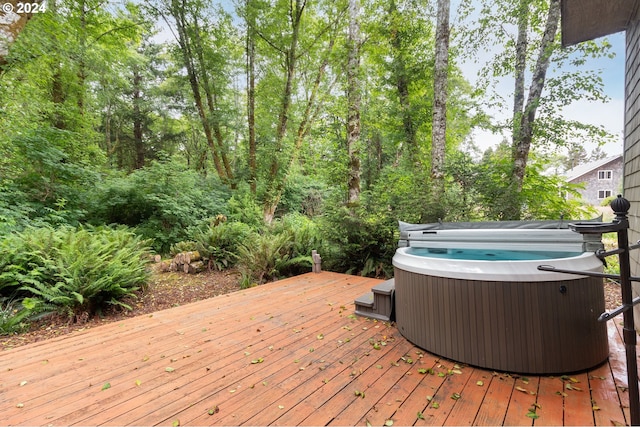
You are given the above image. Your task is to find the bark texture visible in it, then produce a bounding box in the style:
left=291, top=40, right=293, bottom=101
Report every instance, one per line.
left=347, top=0, right=361, bottom=206
left=506, top=0, right=560, bottom=219
left=430, top=0, right=451, bottom=221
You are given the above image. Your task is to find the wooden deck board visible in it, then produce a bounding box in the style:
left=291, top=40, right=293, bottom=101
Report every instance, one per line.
left=0, top=271, right=636, bottom=426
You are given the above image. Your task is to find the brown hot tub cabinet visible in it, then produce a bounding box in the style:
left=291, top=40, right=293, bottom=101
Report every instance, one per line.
left=384, top=227, right=610, bottom=375
left=393, top=268, right=608, bottom=374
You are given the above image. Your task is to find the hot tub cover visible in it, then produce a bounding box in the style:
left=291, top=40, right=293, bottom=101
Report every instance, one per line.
left=398, top=218, right=604, bottom=252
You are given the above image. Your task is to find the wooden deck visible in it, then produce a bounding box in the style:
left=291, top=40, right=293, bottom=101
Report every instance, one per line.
left=0, top=271, right=636, bottom=426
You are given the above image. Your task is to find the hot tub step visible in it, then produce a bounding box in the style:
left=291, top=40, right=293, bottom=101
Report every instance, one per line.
left=354, top=279, right=395, bottom=322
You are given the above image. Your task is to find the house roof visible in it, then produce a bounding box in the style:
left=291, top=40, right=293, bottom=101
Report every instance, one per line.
left=564, top=154, right=623, bottom=182
left=561, top=0, right=639, bottom=46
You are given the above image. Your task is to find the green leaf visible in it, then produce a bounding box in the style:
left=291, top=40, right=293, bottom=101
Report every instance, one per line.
left=102, top=382, right=111, bottom=390
left=526, top=411, right=539, bottom=419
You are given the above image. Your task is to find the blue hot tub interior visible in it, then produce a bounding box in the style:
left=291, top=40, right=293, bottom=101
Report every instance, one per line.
left=406, top=247, right=582, bottom=261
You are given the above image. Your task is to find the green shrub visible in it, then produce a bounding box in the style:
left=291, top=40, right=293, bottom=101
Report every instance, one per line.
left=602, top=233, right=621, bottom=276
left=278, top=176, right=327, bottom=217
left=193, top=220, right=253, bottom=271
left=226, top=190, right=265, bottom=230
left=0, top=298, right=32, bottom=335
left=271, top=213, right=326, bottom=276
left=86, top=159, right=230, bottom=254
left=237, top=231, right=312, bottom=288
left=319, top=198, right=397, bottom=278
left=0, top=225, right=151, bottom=324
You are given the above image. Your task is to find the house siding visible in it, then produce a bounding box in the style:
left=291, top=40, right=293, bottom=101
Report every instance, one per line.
left=624, top=16, right=640, bottom=327
left=567, top=157, right=623, bottom=205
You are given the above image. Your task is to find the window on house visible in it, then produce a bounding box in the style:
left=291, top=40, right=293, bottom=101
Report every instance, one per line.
left=598, top=170, right=612, bottom=180
left=598, top=190, right=612, bottom=199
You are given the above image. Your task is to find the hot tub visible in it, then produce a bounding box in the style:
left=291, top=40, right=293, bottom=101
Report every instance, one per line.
left=393, top=228, right=609, bottom=374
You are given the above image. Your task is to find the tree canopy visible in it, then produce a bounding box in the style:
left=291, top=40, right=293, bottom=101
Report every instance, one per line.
left=0, top=0, right=616, bottom=240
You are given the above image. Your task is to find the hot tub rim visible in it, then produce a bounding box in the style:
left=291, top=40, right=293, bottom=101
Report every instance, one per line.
left=392, top=246, right=603, bottom=282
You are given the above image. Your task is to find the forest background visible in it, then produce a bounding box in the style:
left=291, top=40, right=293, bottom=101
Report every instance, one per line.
left=0, top=0, right=623, bottom=329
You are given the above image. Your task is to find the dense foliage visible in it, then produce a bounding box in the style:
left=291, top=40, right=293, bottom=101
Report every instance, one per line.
left=0, top=226, right=150, bottom=333
left=0, top=0, right=617, bottom=332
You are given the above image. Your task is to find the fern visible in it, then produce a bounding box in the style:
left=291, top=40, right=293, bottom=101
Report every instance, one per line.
left=0, top=225, right=151, bottom=320
left=237, top=230, right=313, bottom=286
left=194, top=221, right=252, bottom=271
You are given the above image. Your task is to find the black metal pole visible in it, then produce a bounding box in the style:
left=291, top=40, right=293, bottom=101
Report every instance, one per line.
left=611, top=196, right=640, bottom=426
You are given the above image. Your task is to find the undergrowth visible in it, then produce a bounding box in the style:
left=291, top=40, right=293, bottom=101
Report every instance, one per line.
left=0, top=225, right=151, bottom=334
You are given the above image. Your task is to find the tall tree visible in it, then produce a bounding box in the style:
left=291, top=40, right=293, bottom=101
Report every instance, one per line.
left=459, top=0, right=613, bottom=219
left=387, top=0, right=418, bottom=164
left=346, top=0, right=361, bottom=206
left=430, top=0, right=450, bottom=221
left=507, top=0, right=559, bottom=219
left=244, top=0, right=258, bottom=194
left=259, top=0, right=306, bottom=222
left=253, top=0, right=342, bottom=222
left=161, top=0, right=237, bottom=185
